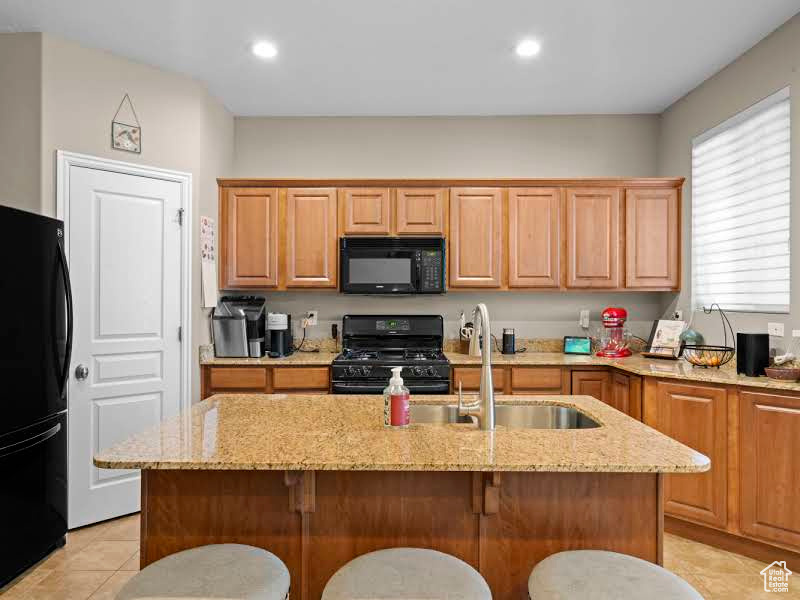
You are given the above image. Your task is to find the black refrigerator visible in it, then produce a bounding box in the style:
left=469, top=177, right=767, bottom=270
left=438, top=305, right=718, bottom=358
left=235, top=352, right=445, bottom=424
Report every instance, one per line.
left=0, top=205, right=71, bottom=586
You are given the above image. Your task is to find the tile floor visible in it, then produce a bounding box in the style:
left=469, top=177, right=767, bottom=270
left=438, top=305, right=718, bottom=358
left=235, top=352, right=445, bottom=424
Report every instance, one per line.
left=0, top=514, right=795, bottom=599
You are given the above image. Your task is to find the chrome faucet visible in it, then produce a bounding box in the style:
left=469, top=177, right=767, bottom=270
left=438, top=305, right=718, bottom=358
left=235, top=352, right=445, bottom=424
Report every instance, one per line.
left=458, top=303, right=495, bottom=430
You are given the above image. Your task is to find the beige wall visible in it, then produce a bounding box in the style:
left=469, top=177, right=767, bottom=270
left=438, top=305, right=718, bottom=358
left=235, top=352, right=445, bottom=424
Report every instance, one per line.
left=38, top=34, right=235, bottom=400
left=0, top=33, right=42, bottom=212
left=0, top=33, right=235, bottom=400
left=234, top=115, right=659, bottom=177
left=657, top=14, right=800, bottom=348
left=232, top=115, right=664, bottom=340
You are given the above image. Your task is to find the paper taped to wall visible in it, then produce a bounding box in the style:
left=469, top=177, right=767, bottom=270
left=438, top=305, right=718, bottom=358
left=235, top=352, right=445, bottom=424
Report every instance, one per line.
left=200, top=216, right=218, bottom=308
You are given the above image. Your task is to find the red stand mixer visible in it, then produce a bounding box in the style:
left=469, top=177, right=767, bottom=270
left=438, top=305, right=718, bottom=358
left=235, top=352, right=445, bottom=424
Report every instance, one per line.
left=596, top=307, right=632, bottom=358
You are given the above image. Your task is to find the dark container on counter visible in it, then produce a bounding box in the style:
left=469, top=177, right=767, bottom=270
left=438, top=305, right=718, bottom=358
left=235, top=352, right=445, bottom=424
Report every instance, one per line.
left=502, top=328, right=516, bottom=354
left=737, top=332, right=769, bottom=377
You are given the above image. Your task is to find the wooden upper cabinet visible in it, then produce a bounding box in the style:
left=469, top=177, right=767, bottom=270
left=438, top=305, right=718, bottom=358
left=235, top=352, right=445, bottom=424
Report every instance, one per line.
left=340, top=188, right=390, bottom=235
left=449, top=188, right=503, bottom=288
left=285, top=188, right=338, bottom=288
left=626, top=188, right=680, bottom=289
left=395, top=188, right=446, bottom=235
left=655, top=381, right=727, bottom=529
left=740, top=391, right=800, bottom=548
left=220, top=187, right=279, bottom=288
left=508, top=188, right=561, bottom=288
left=565, top=188, right=621, bottom=288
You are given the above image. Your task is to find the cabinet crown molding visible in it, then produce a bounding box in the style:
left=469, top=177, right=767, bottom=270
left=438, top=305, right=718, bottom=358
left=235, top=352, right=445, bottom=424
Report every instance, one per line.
left=218, top=177, right=685, bottom=189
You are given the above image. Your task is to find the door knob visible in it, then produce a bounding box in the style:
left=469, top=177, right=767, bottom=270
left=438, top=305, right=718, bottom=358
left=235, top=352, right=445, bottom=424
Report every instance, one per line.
left=75, top=364, right=89, bottom=381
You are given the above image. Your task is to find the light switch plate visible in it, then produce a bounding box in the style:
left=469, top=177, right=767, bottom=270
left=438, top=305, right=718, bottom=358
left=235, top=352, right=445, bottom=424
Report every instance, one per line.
left=768, top=322, right=785, bottom=337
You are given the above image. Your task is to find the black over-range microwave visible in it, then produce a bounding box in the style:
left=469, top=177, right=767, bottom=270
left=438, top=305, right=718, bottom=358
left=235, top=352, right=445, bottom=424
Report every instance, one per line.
left=340, top=237, right=446, bottom=294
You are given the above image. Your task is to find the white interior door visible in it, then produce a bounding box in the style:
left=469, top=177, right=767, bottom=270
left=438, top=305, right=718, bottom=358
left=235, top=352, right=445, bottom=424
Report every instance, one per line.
left=66, top=165, right=184, bottom=528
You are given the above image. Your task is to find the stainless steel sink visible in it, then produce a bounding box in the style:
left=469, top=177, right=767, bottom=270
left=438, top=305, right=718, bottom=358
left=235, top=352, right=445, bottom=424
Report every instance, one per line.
left=410, top=404, right=600, bottom=429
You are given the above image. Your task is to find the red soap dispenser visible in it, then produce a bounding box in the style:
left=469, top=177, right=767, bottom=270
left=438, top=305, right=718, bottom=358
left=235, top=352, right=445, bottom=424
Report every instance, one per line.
left=384, top=367, right=410, bottom=427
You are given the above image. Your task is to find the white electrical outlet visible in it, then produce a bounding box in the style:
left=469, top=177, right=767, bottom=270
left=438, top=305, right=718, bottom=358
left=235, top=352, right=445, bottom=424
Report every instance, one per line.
left=793, top=330, right=800, bottom=338
left=306, top=310, right=318, bottom=326
left=672, top=309, right=684, bottom=321
left=768, top=322, right=785, bottom=337
left=579, top=309, right=590, bottom=329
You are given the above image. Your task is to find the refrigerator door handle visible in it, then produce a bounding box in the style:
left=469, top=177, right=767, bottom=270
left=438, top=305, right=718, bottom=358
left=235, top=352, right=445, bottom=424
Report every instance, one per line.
left=0, top=423, right=62, bottom=460
left=56, top=240, right=74, bottom=398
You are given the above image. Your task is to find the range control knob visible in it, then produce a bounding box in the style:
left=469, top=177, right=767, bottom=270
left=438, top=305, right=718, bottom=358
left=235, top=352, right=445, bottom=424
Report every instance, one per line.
left=345, top=366, right=356, bottom=377
left=362, top=366, right=372, bottom=376
left=413, top=366, right=424, bottom=376
left=426, top=367, right=437, bottom=377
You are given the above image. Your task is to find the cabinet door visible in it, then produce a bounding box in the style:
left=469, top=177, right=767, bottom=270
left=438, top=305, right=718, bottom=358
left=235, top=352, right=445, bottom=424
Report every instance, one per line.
left=565, top=188, right=621, bottom=288
left=571, top=370, right=611, bottom=405
left=611, top=372, right=631, bottom=414
left=740, top=391, right=800, bottom=548
left=655, top=381, right=727, bottom=528
left=285, top=188, right=338, bottom=288
left=395, top=188, right=446, bottom=235
left=625, top=188, right=679, bottom=289
left=220, top=188, right=279, bottom=288
left=449, top=188, right=503, bottom=288
left=340, top=188, right=390, bottom=235
left=453, top=367, right=506, bottom=393
left=508, top=188, right=561, bottom=288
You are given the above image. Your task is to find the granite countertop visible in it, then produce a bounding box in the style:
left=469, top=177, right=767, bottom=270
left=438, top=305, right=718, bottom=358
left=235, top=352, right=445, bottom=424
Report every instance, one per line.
left=447, top=352, right=800, bottom=391
left=94, top=394, right=709, bottom=473
left=200, top=344, right=800, bottom=392
left=201, top=351, right=340, bottom=366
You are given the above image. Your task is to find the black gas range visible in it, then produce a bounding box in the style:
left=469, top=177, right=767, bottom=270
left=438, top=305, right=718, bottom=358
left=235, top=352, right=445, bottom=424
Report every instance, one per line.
left=331, top=315, right=451, bottom=395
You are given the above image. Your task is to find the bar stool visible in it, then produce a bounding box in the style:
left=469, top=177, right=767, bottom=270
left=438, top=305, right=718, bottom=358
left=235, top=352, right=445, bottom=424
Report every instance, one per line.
left=117, top=544, right=290, bottom=600
left=528, top=550, right=703, bottom=599
left=322, top=548, right=491, bottom=599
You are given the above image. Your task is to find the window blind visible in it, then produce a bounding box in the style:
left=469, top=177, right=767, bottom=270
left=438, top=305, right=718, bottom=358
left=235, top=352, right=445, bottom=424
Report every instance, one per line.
left=692, top=87, right=791, bottom=313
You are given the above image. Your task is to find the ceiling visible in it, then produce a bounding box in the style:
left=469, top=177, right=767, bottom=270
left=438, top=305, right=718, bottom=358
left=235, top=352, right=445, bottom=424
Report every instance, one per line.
left=2, top=0, right=799, bottom=116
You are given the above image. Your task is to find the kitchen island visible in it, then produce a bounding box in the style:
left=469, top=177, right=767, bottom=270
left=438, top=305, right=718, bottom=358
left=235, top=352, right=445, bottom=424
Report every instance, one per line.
left=95, top=394, right=708, bottom=600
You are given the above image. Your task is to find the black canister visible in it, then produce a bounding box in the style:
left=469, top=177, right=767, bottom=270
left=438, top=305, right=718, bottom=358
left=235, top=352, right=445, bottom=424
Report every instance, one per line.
left=737, top=332, right=769, bottom=377
left=502, top=328, right=516, bottom=354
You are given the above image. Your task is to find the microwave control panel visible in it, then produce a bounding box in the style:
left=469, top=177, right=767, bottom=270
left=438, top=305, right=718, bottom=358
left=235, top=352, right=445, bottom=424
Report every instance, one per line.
left=418, top=250, right=444, bottom=292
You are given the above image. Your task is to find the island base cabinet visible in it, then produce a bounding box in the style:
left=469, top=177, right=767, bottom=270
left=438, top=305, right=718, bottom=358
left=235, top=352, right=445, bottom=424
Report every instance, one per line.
left=139, top=469, right=661, bottom=600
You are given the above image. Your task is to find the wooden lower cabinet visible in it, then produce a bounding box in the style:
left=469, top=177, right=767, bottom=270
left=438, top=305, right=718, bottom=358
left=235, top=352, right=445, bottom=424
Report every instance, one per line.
left=611, top=372, right=643, bottom=420
left=202, top=366, right=329, bottom=398
left=273, top=367, right=330, bottom=392
left=651, top=381, right=727, bottom=529
left=510, top=367, right=563, bottom=394
left=571, top=370, right=611, bottom=405
left=740, top=390, right=800, bottom=548
left=453, top=367, right=506, bottom=393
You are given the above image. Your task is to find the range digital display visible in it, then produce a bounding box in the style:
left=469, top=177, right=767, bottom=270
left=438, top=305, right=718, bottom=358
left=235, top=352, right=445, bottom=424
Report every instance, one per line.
left=376, top=319, right=410, bottom=332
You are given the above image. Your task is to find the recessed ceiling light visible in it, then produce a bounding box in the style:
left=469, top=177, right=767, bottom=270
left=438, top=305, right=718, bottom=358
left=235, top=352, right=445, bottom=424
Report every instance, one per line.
left=252, top=40, right=278, bottom=59
left=515, top=39, right=541, bottom=58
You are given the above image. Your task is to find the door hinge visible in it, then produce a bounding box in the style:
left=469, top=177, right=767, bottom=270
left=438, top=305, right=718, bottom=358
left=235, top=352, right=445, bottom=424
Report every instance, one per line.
left=177, top=208, right=185, bottom=226
left=178, top=326, right=182, bottom=342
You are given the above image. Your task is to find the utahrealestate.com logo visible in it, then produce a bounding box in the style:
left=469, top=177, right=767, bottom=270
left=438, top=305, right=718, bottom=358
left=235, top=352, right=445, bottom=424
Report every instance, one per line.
left=761, top=561, right=792, bottom=593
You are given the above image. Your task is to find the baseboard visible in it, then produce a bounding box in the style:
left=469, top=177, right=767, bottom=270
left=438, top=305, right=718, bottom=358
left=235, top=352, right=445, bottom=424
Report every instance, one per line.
left=666, top=516, right=800, bottom=571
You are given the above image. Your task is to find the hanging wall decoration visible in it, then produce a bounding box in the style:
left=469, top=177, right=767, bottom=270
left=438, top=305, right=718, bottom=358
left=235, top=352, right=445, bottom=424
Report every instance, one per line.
left=111, top=93, right=141, bottom=153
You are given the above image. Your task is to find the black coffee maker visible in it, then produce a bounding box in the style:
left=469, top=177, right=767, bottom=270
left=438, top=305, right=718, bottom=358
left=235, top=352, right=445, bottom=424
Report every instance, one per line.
left=267, top=313, right=294, bottom=358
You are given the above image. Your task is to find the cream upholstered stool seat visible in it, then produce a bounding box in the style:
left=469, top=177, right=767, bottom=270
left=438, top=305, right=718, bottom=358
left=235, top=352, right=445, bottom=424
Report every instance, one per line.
left=117, top=543, right=290, bottom=600
left=528, top=550, right=704, bottom=600
left=322, top=548, right=491, bottom=600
